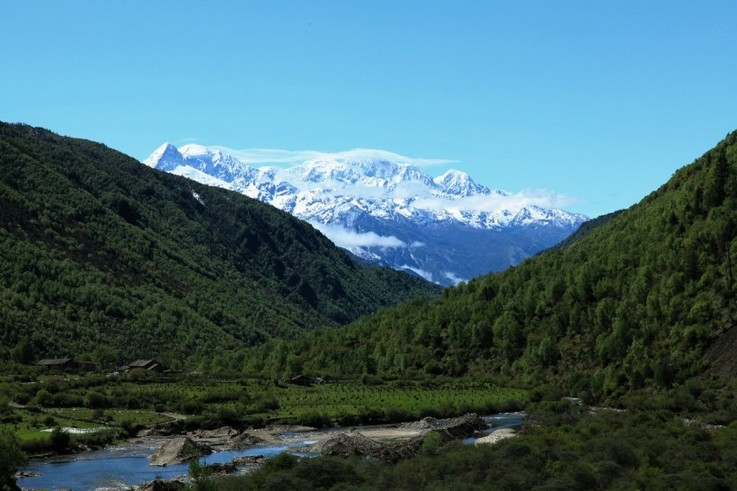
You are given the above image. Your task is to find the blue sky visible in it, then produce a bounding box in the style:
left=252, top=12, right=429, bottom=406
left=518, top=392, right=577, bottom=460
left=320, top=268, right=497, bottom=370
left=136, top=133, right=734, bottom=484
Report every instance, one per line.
left=2, top=1, right=736, bottom=218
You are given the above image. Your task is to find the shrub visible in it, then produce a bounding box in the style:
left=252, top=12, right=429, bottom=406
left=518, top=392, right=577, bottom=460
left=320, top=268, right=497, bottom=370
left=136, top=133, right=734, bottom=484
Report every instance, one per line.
left=85, top=391, right=111, bottom=409
left=50, top=427, right=71, bottom=453
left=120, top=419, right=141, bottom=437
left=293, top=457, right=364, bottom=489
left=296, top=411, right=332, bottom=428
left=421, top=431, right=444, bottom=456
left=383, top=407, right=412, bottom=424
left=189, top=459, right=217, bottom=491
left=252, top=394, right=280, bottom=413
left=0, top=427, right=26, bottom=490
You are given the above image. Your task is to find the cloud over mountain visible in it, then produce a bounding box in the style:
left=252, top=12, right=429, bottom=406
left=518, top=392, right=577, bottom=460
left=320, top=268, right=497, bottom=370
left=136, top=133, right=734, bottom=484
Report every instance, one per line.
left=208, top=146, right=459, bottom=168
left=144, top=143, right=587, bottom=285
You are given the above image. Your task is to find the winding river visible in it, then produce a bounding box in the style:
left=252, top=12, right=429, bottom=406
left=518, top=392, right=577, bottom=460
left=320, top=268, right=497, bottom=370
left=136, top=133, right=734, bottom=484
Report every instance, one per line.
left=18, top=412, right=524, bottom=490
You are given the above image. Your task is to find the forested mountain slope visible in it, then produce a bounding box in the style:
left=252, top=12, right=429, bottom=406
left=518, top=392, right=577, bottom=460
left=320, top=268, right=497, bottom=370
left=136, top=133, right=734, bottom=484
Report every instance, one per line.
left=0, top=123, right=439, bottom=368
left=547, top=209, right=624, bottom=251
left=254, top=131, right=737, bottom=402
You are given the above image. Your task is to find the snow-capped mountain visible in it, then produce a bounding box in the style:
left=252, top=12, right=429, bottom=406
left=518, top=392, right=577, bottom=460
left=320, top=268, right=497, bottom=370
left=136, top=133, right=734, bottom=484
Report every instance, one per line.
left=143, top=144, right=587, bottom=285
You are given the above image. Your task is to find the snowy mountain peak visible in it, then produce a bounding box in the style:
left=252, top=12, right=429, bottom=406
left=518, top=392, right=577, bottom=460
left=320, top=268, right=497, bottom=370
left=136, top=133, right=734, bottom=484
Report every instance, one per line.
left=143, top=143, right=587, bottom=285
left=169, top=144, right=254, bottom=183
left=142, top=142, right=183, bottom=170
left=434, top=169, right=490, bottom=196
left=294, top=160, right=358, bottom=184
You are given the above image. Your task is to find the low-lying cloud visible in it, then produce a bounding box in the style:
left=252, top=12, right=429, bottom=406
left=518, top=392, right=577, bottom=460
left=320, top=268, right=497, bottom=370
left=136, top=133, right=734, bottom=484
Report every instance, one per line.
left=415, top=188, right=579, bottom=213
left=399, top=265, right=434, bottom=283
left=443, top=271, right=468, bottom=285
left=310, top=222, right=407, bottom=249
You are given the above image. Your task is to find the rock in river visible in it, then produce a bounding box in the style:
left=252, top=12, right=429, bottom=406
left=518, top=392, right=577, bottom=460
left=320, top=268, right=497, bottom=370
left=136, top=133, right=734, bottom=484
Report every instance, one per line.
left=148, top=437, right=212, bottom=466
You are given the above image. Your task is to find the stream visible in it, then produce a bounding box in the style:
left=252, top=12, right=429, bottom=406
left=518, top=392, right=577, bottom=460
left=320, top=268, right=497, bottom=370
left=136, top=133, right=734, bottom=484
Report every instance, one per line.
left=17, top=412, right=524, bottom=491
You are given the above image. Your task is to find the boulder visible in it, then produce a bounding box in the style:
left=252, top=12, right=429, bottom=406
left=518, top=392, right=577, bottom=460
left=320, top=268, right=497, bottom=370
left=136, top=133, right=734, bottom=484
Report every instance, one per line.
left=148, top=437, right=212, bottom=466
left=311, top=432, right=384, bottom=458
left=136, top=479, right=186, bottom=491
left=230, top=455, right=267, bottom=466
left=475, top=428, right=516, bottom=445
left=399, top=416, right=436, bottom=432
left=207, top=461, right=238, bottom=475
left=231, top=429, right=279, bottom=449
left=433, top=413, right=484, bottom=442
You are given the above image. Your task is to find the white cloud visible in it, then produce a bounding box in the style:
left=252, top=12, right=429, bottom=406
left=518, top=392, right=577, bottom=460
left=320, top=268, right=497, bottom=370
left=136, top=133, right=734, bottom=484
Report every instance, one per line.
left=399, top=265, right=434, bottom=282
left=173, top=143, right=581, bottom=213
left=310, top=222, right=406, bottom=249
left=443, top=271, right=468, bottom=285
left=414, top=188, right=579, bottom=213
left=511, top=188, right=580, bottom=210
left=208, top=146, right=456, bottom=168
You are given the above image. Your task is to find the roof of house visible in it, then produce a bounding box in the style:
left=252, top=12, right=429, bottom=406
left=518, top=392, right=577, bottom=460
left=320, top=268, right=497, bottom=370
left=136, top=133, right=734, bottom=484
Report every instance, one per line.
left=128, top=359, right=156, bottom=367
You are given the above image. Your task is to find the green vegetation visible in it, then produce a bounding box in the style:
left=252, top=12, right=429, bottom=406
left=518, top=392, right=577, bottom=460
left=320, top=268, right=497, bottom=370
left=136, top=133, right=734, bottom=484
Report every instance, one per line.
left=211, top=403, right=737, bottom=490
left=268, top=131, right=737, bottom=409
left=0, top=122, right=439, bottom=368
left=0, top=427, right=26, bottom=491
left=1, top=365, right=525, bottom=438
left=4, top=121, right=737, bottom=488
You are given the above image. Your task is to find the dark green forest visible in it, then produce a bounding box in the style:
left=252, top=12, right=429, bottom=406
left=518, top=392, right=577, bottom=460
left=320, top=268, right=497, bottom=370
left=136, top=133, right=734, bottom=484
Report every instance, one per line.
left=4, top=122, right=737, bottom=489
left=249, top=130, right=737, bottom=407
left=0, top=122, right=439, bottom=369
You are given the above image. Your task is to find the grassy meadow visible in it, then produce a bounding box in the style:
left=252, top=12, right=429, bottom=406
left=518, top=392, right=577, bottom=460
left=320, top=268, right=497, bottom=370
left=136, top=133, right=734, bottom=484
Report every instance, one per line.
left=0, top=364, right=526, bottom=455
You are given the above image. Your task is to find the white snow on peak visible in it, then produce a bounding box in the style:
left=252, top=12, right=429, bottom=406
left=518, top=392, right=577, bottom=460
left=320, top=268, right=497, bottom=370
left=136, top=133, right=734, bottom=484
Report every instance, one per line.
left=433, top=169, right=490, bottom=197
left=142, top=143, right=587, bottom=231
left=179, top=143, right=210, bottom=157
left=142, top=142, right=182, bottom=169
left=142, top=142, right=588, bottom=285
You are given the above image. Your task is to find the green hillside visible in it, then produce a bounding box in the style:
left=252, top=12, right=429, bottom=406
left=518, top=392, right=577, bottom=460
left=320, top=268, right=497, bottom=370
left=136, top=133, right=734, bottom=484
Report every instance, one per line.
left=261, top=131, right=737, bottom=404
left=547, top=208, right=624, bottom=251
left=0, top=122, right=439, bottom=368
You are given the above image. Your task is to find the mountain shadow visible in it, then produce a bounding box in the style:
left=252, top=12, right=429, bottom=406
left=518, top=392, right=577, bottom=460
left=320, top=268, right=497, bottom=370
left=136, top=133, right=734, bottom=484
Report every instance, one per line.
left=0, top=122, right=440, bottom=368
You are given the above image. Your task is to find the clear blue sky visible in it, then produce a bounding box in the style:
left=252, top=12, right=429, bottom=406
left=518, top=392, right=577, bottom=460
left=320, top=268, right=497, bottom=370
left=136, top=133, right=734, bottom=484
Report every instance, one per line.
left=2, top=1, right=736, bottom=217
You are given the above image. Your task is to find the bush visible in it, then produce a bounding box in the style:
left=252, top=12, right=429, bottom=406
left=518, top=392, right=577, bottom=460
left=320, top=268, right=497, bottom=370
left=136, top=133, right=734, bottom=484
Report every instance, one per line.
left=120, top=419, right=141, bottom=437
left=296, top=411, right=332, bottom=428
left=180, top=399, right=206, bottom=415
left=293, top=457, right=364, bottom=489
left=85, top=391, right=111, bottom=409
left=50, top=427, right=71, bottom=453
left=383, top=407, right=412, bottom=424
left=421, top=431, right=444, bottom=455
left=189, top=459, right=217, bottom=491
left=252, top=394, right=280, bottom=413
left=262, top=452, right=298, bottom=472
left=0, top=427, right=26, bottom=490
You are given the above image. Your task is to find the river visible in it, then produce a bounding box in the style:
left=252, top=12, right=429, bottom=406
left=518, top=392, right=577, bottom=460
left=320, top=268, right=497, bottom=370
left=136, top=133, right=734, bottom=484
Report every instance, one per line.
left=17, top=412, right=524, bottom=490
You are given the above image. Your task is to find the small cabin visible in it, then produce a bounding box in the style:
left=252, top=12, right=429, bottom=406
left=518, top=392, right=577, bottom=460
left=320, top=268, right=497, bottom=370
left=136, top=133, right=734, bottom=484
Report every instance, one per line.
left=120, top=359, right=164, bottom=373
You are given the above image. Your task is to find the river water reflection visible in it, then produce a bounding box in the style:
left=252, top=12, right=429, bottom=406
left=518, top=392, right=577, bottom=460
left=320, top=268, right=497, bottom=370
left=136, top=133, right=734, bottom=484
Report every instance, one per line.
left=18, top=412, right=524, bottom=490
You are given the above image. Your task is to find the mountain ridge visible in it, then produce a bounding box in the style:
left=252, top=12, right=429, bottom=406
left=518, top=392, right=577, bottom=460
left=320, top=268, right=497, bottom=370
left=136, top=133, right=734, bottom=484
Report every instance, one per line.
left=244, top=129, right=737, bottom=402
left=144, top=143, right=587, bottom=285
left=0, top=122, right=439, bottom=367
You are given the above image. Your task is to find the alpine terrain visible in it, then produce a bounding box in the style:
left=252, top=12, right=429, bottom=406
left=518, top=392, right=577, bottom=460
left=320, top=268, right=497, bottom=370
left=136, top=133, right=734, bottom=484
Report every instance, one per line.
left=0, top=122, right=439, bottom=366
left=144, top=145, right=587, bottom=285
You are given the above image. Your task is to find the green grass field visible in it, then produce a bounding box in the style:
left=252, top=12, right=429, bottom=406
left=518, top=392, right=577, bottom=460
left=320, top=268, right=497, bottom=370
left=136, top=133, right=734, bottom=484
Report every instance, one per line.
left=2, top=372, right=528, bottom=447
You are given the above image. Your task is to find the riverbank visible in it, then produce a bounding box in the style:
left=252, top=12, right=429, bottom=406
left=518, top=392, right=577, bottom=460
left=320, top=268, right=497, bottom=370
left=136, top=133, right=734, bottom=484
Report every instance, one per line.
left=18, top=412, right=524, bottom=490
